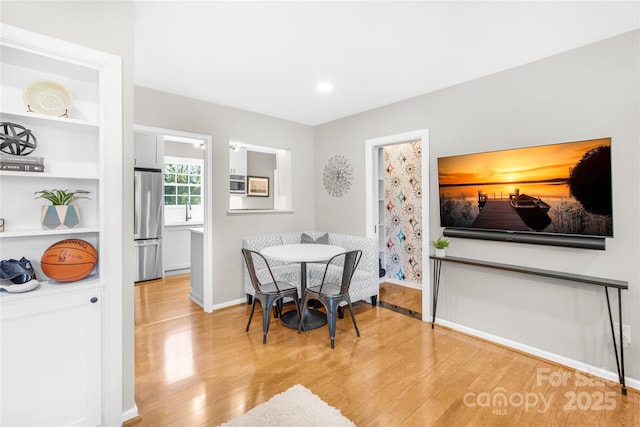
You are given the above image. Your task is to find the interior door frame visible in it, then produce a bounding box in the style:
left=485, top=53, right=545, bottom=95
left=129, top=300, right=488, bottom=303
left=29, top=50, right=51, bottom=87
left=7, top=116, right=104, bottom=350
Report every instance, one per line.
left=134, top=124, right=214, bottom=312
left=365, top=129, right=431, bottom=322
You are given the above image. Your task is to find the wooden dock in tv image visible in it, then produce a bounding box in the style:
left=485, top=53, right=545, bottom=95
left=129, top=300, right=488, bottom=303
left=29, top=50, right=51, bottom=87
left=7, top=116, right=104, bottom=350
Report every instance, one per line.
left=472, top=190, right=552, bottom=232
left=471, top=198, right=529, bottom=231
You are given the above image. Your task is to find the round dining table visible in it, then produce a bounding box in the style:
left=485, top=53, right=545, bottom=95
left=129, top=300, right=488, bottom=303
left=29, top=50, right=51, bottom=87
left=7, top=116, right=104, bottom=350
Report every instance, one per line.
left=260, top=243, right=345, bottom=330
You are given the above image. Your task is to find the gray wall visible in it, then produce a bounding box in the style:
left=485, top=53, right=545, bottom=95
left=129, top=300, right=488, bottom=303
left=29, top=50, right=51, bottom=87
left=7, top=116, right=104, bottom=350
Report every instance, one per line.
left=134, top=87, right=315, bottom=304
left=0, top=0, right=137, bottom=417
left=165, top=140, right=205, bottom=159
left=244, top=151, right=276, bottom=209
left=313, top=31, right=640, bottom=380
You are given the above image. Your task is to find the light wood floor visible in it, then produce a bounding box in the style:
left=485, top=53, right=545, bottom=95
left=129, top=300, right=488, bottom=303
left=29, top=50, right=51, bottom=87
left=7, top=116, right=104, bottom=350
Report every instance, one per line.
left=379, top=282, right=422, bottom=316
left=129, top=275, right=638, bottom=426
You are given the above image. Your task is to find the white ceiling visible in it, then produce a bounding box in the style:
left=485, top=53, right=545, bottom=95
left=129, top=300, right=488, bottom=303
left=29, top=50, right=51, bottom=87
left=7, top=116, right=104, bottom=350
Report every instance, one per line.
left=134, top=1, right=639, bottom=126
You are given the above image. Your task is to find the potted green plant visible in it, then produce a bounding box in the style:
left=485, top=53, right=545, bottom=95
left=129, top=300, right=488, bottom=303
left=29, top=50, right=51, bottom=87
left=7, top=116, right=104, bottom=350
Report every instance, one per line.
left=431, top=235, right=451, bottom=257
left=35, top=189, right=90, bottom=230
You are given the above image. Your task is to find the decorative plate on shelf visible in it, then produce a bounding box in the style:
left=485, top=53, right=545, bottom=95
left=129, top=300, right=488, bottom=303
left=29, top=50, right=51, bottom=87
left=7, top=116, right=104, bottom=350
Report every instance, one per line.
left=22, top=80, right=73, bottom=117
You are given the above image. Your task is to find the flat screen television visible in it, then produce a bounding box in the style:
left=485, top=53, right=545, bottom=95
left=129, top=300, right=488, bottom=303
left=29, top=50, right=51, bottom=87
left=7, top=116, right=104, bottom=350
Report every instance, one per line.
left=437, top=137, right=612, bottom=249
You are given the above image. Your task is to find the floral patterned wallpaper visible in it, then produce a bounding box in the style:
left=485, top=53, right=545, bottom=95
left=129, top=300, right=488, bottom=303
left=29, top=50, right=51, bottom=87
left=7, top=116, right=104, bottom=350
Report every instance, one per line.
left=383, top=140, right=422, bottom=284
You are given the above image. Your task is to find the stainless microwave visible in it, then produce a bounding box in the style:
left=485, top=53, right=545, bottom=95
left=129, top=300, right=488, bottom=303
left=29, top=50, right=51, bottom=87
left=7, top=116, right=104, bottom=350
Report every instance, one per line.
left=230, top=174, right=246, bottom=194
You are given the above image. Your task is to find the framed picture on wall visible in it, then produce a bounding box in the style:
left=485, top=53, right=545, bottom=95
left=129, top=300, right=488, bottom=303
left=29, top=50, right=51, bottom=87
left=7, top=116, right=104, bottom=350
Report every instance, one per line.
left=247, top=176, right=269, bottom=197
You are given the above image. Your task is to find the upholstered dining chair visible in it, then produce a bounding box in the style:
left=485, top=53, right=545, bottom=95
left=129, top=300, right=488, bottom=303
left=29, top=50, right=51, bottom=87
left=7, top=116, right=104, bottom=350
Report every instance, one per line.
left=298, top=250, right=362, bottom=349
left=241, top=249, right=301, bottom=344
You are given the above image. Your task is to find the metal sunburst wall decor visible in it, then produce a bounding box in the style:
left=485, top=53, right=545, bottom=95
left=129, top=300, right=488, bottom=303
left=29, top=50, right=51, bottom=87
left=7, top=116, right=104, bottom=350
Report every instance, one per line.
left=323, top=154, right=353, bottom=197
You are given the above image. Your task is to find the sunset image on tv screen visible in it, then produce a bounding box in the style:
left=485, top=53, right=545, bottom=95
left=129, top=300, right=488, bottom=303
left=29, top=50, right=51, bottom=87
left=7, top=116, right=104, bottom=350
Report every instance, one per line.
left=437, top=138, right=613, bottom=237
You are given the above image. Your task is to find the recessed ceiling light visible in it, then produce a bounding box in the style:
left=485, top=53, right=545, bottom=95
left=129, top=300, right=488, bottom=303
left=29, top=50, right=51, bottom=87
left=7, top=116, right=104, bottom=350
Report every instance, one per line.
left=317, top=82, right=334, bottom=93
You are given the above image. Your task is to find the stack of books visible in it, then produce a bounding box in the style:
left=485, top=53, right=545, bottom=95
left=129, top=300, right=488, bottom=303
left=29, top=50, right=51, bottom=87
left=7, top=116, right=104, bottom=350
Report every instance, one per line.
left=0, top=154, right=45, bottom=172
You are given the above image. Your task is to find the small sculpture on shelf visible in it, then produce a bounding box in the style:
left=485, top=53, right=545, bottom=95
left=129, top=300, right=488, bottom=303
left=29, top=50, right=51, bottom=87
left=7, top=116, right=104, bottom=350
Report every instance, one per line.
left=0, top=122, right=38, bottom=156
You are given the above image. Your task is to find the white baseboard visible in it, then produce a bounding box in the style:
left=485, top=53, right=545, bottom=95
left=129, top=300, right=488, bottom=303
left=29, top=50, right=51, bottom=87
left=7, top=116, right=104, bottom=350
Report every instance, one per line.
left=122, top=404, right=139, bottom=423
left=190, top=296, right=246, bottom=311
left=436, top=318, right=639, bottom=391
left=212, top=298, right=246, bottom=310
left=165, top=268, right=190, bottom=276
left=381, top=277, right=422, bottom=290
left=189, top=293, right=203, bottom=308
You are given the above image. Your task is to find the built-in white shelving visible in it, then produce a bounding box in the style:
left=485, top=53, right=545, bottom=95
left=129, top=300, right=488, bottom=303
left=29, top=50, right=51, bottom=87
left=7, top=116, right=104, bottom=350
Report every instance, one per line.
left=0, top=24, right=123, bottom=426
left=0, top=277, right=101, bottom=301
left=1, top=110, right=99, bottom=128
left=0, top=226, right=100, bottom=239
left=377, top=147, right=386, bottom=272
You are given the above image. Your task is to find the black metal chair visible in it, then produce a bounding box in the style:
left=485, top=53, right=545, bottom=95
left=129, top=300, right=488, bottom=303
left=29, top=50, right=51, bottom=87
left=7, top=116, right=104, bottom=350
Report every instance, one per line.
left=241, top=249, right=301, bottom=344
left=298, top=250, right=362, bottom=349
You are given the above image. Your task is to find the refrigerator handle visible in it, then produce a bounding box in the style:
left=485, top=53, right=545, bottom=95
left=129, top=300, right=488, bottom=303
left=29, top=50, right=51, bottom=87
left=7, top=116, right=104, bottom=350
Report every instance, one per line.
left=133, top=239, right=160, bottom=248
left=134, top=171, right=141, bottom=239
left=134, top=240, right=160, bottom=247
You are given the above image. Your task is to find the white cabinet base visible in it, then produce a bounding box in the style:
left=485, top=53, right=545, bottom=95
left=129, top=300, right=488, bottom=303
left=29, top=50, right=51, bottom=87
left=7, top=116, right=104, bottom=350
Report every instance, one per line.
left=1, top=289, right=102, bottom=426
left=163, top=225, right=194, bottom=273
left=189, top=228, right=204, bottom=308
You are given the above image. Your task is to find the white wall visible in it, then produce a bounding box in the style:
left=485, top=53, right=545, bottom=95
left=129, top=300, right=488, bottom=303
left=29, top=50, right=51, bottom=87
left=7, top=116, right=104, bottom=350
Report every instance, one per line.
left=134, top=87, right=315, bottom=304
left=313, top=31, right=640, bottom=382
left=0, top=0, right=137, bottom=418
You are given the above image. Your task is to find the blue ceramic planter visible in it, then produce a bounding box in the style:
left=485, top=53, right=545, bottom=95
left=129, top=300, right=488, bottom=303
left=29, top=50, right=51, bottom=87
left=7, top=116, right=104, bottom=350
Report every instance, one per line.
left=41, top=205, right=80, bottom=230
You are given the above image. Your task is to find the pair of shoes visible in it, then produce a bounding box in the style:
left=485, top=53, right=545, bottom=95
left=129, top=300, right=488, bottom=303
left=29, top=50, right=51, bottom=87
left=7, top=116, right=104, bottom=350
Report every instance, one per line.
left=0, top=257, right=40, bottom=293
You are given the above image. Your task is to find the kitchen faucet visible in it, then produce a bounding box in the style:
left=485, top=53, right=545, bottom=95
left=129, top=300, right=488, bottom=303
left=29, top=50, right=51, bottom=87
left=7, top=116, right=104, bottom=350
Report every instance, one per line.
left=185, top=200, right=192, bottom=221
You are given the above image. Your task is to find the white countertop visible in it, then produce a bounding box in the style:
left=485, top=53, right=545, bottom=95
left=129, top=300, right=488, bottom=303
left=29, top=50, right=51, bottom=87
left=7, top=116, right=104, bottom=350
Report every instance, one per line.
left=165, top=221, right=203, bottom=227
left=189, top=227, right=204, bottom=234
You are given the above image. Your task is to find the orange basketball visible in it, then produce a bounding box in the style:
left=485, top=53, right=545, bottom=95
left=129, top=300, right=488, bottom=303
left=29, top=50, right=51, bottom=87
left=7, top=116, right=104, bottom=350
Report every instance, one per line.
left=41, top=239, right=98, bottom=283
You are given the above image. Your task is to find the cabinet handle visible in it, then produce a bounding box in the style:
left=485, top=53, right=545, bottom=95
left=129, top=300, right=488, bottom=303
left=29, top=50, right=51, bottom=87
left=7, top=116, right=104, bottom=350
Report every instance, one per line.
left=90, top=297, right=98, bottom=303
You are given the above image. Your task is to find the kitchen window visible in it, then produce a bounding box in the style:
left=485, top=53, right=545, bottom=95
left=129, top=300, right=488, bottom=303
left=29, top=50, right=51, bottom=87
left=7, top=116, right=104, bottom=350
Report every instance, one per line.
left=164, top=157, right=203, bottom=205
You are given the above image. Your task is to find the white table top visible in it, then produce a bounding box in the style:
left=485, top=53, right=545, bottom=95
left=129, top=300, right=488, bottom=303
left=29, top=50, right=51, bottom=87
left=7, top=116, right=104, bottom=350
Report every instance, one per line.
left=260, top=244, right=344, bottom=263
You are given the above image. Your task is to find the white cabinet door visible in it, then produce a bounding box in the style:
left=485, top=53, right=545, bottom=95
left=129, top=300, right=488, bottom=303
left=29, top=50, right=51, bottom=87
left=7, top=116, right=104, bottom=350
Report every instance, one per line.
left=163, top=226, right=192, bottom=272
left=135, top=133, right=164, bottom=169
left=229, top=146, right=247, bottom=175
left=190, top=230, right=204, bottom=306
left=1, top=288, right=102, bottom=426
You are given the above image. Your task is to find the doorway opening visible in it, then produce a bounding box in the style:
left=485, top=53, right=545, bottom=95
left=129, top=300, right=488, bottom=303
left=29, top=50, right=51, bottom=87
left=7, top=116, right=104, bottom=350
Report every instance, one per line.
left=134, top=124, right=214, bottom=312
left=365, top=129, right=431, bottom=322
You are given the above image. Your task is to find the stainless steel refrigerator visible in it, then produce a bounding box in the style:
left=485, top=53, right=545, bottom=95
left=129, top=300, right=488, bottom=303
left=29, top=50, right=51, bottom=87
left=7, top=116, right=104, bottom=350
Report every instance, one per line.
left=134, top=168, right=163, bottom=282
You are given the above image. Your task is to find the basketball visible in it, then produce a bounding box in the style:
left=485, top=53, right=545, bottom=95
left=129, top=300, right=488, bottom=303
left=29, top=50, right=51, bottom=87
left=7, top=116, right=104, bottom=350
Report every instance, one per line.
left=41, top=239, right=97, bottom=282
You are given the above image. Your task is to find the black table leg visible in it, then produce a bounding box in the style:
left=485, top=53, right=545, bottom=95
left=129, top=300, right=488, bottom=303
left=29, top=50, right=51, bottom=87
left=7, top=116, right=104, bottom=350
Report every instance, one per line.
left=605, top=287, right=626, bottom=395
left=280, top=309, right=327, bottom=330
left=280, top=261, right=327, bottom=330
left=432, top=259, right=442, bottom=329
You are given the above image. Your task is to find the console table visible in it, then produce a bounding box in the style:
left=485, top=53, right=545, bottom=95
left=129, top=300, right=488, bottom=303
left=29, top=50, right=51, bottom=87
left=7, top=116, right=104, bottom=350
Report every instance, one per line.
left=430, top=255, right=628, bottom=395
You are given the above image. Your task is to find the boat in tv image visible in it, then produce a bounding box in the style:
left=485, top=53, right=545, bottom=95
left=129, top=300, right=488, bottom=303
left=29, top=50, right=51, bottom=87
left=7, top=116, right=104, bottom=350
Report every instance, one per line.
left=438, top=138, right=613, bottom=240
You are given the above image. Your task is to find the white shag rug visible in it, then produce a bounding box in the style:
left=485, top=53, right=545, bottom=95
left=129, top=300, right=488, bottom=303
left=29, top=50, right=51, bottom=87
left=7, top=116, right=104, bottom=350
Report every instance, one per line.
left=222, top=384, right=356, bottom=427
